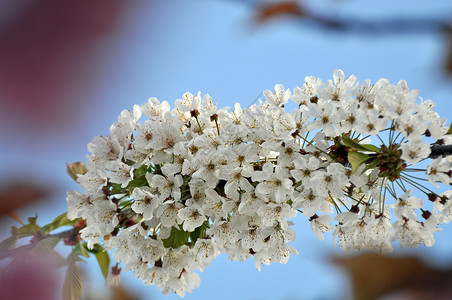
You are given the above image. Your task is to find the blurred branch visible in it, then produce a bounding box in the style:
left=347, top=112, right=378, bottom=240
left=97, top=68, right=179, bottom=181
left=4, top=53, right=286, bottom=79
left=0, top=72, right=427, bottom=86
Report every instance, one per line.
left=251, top=1, right=452, bottom=35
left=304, top=14, right=450, bottom=35
left=250, top=1, right=452, bottom=74
left=333, top=253, right=452, bottom=300
left=0, top=228, right=77, bottom=260
left=0, top=181, right=52, bottom=216
left=255, top=1, right=305, bottom=21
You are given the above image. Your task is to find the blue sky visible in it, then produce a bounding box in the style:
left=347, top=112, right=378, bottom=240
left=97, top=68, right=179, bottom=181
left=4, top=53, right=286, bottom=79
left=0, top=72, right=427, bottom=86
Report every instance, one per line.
left=2, top=1, right=452, bottom=299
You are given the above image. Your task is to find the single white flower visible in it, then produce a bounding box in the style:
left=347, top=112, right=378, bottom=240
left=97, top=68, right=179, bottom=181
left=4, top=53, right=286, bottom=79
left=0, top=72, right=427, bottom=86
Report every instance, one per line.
left=108, top=161, right=134, bottom=188
left=178, top=205, right=207, bottom=232
left=131, top=187, right=160, bottom=220
left=263, top=84, right=291, bottom=108
left=309, top=214, right=333, bottom=240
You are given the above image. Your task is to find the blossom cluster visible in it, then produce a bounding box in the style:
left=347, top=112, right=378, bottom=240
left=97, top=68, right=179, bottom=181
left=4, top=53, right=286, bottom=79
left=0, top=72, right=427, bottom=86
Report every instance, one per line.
left=67, top=70, right=452, bottom=296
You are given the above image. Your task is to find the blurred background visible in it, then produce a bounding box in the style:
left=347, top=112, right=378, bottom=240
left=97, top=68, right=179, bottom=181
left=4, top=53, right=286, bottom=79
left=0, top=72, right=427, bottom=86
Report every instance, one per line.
left=1, top=0, right=452, bottom=299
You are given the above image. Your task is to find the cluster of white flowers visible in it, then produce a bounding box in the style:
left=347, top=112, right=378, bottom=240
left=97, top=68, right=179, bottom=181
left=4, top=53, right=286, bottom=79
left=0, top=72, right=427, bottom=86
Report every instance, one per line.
left=67, top=70, right=451, bottom=296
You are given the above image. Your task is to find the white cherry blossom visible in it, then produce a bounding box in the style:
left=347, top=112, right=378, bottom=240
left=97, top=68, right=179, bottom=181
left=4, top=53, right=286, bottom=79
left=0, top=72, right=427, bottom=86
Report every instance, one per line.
left=66, top=70, right=451, bottom=296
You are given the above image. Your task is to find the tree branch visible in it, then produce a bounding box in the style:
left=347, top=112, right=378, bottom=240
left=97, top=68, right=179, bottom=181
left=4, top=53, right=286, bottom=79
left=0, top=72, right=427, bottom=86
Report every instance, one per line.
left=0, top=228, right=77, bottom=260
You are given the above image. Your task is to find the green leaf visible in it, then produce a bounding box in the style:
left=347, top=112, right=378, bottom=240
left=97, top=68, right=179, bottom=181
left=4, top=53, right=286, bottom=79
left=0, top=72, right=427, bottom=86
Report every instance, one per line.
left=342, top=136, right=380, bottom=152
left=111, top=170, right=149, bottom=196
left=348, top=151, right=371, bottom=173
left=133, top=164, right=149, bottom=178
left=68, top=242, right=91, bottom=263
left=118, top=200, right=134, bottom=209
left=360, top=144, right=380, bottom=152
left=363, top=158, right=380, bottom=173
left=111, top=183, right=127, bottom=195
left=84, top=243, right=102, bottom=254
left=162, top=226, right=190, bottom=248
left=41, top=212, right=77, bottom=235
left=127, top=177, right=148, bottom=194
left=62, top=262, right=83, bottom=300
left=32, top=236, right=61, bottom=254
left=190, top=221, right=208, bottom=245
left=94, top=245, right=110, bottom=280
left=28, top=214, right=38, bottom=225
left=77, top=242, right=91, bottom=258
left=0, top=236, right=17, bottom=252
left=447, top=123, right=452, bottom=135
left=11, top=227, right=34, bottom=238
left=12, top=221, right=42, bottom=239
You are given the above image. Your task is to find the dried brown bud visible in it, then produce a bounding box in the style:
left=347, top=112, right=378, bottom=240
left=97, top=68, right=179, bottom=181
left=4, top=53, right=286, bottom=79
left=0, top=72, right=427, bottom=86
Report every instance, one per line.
left=111, top=265, right=122, bottom=276
left=66, top=162, right=88, bottom=182
left=73, top=219, right=87, bottom=231
left=210, top=113, right=218, bottom=122
left=428, top=193, right=438, bottom=203
left=421, top=209, right=432, bottom=220
left=350, top=205, right=360, bottom=213
left=309, top=214, right=319, bottom=221
left=190, top=109, right=200, bottom=118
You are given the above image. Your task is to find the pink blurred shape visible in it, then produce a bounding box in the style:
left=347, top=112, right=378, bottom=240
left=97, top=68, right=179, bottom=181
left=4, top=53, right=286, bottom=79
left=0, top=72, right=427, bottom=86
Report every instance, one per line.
left=0, top=253, right=59, bottom=300
left=0, top=0, right=123, bottom=134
